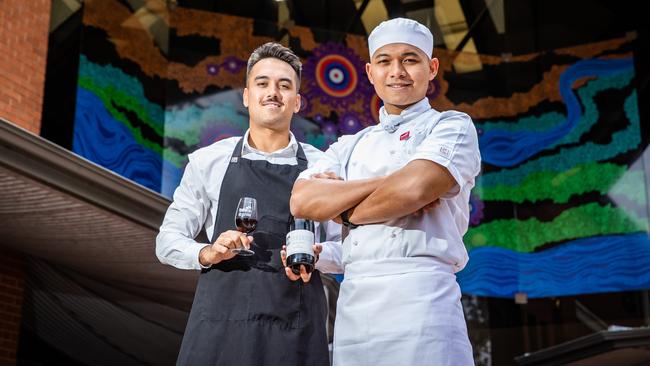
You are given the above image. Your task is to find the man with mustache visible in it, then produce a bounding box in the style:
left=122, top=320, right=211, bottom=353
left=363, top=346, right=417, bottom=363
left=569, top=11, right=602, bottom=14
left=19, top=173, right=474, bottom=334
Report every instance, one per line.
left=290, top=18, right=481, bottom=365
left=156, top=42, right=340, bottom=365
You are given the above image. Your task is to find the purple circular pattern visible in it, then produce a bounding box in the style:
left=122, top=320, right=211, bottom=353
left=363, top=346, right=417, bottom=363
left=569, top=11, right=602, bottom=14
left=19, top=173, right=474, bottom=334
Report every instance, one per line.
left=223, top=56, right=246, bottom=73
left=338, top=111, right=364, bottom=134
left=321, top=120, right=338, bottom=135
left=206, top=64, right=219, bottom=76
left=320, top=120, right=339, bottom=147
left=303, top=42, right=373, bottom=109
left=469, top=193, right=484, bottom=226
left=206, top=57, right=246, bottom=76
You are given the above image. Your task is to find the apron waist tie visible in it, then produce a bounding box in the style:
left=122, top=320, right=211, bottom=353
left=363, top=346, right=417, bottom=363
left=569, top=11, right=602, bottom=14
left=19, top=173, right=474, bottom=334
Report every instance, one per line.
left=344, top=257, right=454, bottom=280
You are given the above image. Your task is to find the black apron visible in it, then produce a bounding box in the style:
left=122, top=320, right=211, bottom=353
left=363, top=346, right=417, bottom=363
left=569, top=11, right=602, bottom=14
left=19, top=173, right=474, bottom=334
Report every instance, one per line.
left=177, top=138, right=329, bottom=366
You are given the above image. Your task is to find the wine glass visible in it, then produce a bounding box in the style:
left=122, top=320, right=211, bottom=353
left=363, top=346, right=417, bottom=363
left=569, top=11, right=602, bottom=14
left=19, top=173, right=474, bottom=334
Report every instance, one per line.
left=233, top=197, right=257, bottom=256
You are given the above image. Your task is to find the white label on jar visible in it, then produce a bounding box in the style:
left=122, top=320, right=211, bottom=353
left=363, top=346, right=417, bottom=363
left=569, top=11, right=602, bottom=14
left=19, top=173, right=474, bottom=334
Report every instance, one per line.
left=286, top=229, right=315, bottom=256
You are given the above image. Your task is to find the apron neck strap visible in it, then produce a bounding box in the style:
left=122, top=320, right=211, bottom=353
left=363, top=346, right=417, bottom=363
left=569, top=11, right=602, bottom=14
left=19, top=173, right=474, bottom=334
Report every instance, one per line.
left=231, top=137, right=245, bottom=160
left=295, top=142, right=308, bottom=170
left=230, top=136, right=308, bottom=169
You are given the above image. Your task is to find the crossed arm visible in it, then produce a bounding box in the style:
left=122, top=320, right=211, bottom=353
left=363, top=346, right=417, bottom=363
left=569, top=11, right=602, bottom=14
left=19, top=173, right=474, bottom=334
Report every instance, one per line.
left=290, top=174, right=385, bottom=222
left=290, top=159, right=456, bottom=225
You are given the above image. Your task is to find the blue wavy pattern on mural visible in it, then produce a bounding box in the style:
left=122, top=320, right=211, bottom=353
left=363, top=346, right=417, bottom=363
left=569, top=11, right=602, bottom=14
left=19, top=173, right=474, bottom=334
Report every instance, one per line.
left=479, top=91, right=640, bottom=188
left=78, top=55, right=164, bottom=134
left=73, top=87, right=162, bottom=192
left=476, top=70, right=632, bottom=145
left=479, top=58, right=634, bottom=167
left=457, top=233, right=650, bottom=298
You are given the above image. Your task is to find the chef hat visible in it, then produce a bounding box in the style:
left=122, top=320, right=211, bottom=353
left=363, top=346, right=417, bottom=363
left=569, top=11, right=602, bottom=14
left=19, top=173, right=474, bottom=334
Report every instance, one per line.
left=368, top=18, right=434, bottom=59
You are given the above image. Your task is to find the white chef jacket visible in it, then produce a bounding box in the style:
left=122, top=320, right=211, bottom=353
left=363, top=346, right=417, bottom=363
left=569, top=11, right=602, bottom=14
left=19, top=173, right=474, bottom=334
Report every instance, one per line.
left=297, top=97, right=481, bottom=273
left=156, top=130, right=342, bottom=272
left=297, top=98, right=480, bottom=366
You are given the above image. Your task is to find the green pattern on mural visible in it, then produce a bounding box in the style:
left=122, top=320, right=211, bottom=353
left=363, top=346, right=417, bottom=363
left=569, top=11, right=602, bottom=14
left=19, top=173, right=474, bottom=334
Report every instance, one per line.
left=465, top=203, right=648, bottom=252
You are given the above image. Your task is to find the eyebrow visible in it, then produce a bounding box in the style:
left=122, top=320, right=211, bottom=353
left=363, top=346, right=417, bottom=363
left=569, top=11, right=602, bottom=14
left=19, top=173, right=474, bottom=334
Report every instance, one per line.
left=374, top=51, right=422, bottom=60
left=253, top=75, right=294, bottom=85
left=401, top=51, right=421, bottom=58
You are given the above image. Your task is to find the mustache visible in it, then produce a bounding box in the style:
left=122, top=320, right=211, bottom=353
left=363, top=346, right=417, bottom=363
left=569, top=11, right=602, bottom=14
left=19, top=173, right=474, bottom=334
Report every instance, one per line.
left=262, top=97, right=283, bottom=105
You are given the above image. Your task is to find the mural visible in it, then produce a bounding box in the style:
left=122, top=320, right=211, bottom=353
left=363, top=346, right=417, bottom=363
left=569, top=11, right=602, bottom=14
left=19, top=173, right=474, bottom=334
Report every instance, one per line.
left=73, top=0, right=648, bottom=298
left=455, top=43, right=649, bottom=298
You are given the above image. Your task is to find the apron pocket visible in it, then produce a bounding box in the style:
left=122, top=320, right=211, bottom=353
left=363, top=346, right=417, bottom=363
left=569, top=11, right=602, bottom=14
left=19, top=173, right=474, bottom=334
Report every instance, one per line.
left=197, top=270, right=252, bottom=321
left=249, top=272, right=303, bottom=329
left=197, top=269, right=302, bottom=328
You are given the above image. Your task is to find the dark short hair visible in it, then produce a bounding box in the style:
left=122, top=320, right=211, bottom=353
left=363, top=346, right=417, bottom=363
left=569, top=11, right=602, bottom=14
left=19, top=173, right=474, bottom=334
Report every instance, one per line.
left=246, top=42, right=302, bottom=87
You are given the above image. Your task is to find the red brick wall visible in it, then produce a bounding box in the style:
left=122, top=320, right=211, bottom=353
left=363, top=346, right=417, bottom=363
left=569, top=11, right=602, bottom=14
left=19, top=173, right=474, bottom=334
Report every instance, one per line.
left=0, top=249, right=25, bottom=366
left=0, top=0, right=52, bottom=134
left=0, top=2, right=49, bottom=363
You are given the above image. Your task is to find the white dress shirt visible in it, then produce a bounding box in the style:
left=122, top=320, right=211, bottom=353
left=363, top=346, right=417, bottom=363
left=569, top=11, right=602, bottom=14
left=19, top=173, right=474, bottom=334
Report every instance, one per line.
left=156, top=130, right=342, bottom=271
left=298, top=98, right=481, bottom=273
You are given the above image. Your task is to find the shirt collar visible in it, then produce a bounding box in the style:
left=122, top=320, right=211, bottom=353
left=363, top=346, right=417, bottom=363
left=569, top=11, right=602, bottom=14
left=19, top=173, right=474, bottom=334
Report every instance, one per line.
left=241, top=129, right=299, bottom=157
left=378, top=97, right=432, bottom=133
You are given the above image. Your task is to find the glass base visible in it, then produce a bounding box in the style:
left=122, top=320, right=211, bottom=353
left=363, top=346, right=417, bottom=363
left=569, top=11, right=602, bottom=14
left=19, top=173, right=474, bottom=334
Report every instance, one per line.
left=232, top=248, right=254, bottom=256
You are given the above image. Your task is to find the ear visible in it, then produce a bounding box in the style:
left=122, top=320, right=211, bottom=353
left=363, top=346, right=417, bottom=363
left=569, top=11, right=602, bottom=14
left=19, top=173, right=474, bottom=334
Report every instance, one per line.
left=365, top=63, right=374, bottom=85
left=242, top=87, right=249, bottom=107
left=429, top=58, right=439, bottom=81
left=294, top=94, right=302, bottom=113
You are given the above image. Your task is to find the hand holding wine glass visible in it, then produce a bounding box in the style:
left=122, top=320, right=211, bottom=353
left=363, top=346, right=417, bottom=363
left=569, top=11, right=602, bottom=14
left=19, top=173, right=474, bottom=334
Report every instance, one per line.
left=233, top=197, right=257, bottom=256
left=199, top=230, right=251, bottom=266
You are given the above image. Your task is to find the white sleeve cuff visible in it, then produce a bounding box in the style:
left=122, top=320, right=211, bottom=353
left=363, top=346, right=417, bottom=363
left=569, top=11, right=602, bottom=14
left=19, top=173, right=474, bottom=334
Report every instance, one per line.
left=194, top=243, right=212, bottom=269
left=315, top=241, right=343, bottom=274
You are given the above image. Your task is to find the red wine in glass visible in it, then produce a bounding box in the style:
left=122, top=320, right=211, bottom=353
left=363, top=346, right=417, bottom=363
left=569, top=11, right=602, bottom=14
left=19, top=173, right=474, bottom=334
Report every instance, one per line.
left=236, top=217, right=257, bottom=233
left=233, top=197, right=256, bottom=256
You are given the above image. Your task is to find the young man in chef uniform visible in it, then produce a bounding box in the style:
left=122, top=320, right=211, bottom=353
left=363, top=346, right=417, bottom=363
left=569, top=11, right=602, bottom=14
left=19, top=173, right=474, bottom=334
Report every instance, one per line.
left=289, top=18, right=480, bottom=365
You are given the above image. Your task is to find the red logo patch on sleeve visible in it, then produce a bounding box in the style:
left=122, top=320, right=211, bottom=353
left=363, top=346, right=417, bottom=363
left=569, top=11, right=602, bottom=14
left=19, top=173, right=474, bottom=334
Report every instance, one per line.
left=400, top=131, right=410, bottom=141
